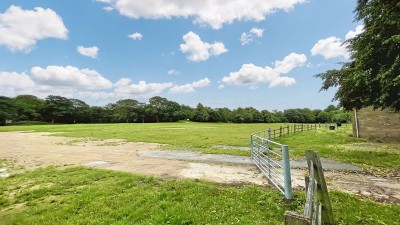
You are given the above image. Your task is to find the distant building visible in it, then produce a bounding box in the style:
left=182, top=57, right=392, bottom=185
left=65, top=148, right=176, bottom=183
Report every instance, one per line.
left=352, top=107, right=400, bottom=140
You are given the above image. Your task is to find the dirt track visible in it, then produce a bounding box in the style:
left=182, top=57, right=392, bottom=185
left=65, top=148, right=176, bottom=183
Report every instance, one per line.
left=0, top=132, right=399, bottom=203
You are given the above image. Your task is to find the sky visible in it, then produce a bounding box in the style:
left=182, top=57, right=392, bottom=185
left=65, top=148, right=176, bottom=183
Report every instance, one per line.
left=0, top=0, right=363, bottom=111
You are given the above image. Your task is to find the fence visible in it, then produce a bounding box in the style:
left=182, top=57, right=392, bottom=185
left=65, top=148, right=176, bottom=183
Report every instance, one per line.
left=284, top=150, right=335, bottom=225
left=265, top=123, right=326, bottom=140
left=251, top=131, right=293, bottom=200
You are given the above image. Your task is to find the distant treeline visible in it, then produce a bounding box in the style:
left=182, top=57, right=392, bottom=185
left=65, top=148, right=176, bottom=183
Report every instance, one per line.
left=0, top=95, right=350, bottom=125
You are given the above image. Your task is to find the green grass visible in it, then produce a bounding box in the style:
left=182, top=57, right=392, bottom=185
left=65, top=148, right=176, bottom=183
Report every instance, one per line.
left=0, top=166, right=398, bottom=225
left=276, top=127, right=400, bottom=176
left=0, top=122, right=283, bottom=156
left=1, top=122, right=399, bottom=175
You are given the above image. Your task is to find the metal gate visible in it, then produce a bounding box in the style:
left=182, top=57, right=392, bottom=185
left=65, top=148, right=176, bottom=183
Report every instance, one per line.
left=251, top=130, right=293, bottom=199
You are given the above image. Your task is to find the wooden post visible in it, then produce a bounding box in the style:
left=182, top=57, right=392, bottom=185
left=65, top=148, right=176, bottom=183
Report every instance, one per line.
left=285, top=151, right=335, bottom=225
left=306, top=151, right=335, bottom=225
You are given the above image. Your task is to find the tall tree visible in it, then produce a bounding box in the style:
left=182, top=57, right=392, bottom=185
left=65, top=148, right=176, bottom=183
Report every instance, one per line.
left=316, top=1, right=400, bottom=110
left=108, top=99, right=140, bottom=123
left=40, top=95, right=74, bottom=123
left=70, top=98, right=90, bottom=123
left=0, top=96, right=17, bottom=125
left=13, top=95, right=44, bottom=121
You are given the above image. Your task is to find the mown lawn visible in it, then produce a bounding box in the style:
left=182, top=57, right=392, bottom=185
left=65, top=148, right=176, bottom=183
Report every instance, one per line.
left=0, top=166, right=399, bottom=225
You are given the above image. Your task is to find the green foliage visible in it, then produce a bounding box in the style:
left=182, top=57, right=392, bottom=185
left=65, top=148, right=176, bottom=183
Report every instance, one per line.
left=316, top=1, right=400, bottom=110
left=40, top=95, right=74, bottom=123
left=0, top=94, right=351, bottom=124
left=0, top=96, right=16, bottom=125
left=0, top=166, right=398, bottom=224
left=13, top=95, right=44, bottom=121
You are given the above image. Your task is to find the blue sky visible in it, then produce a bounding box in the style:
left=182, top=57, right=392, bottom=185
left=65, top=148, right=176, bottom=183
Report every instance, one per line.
left=0, top=0, right=363, bottom=110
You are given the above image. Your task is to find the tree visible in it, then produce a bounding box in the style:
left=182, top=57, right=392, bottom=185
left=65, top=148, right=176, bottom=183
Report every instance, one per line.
left=107, top=99, right=140, bottom=123
left=149, top=96, right=169, bottom=122
left=0, top=96, right=17, bottom=125
left=40, top=95, right=74, bottom=123
left=192, top=103, right=209, bottom=122
left=13, top=95, right=44, bottom=121
left=70, top=99, right=90, bottom=123
left=316, top=1, right=400, bottom=110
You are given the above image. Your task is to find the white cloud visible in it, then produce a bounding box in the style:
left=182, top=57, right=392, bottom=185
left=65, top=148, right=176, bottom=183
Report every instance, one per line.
left=77, top=46, right=99, bottom=58
left=180, top=31, right=227, bottom=62
left=0, top=67, right=176, bottom=102
left=170, top=78, right=211, bottom=94
left=114, top=78, right=173, bottom=97
left=0, top=72, right=35, bottom=96
left=310, top=37, right=349, bottom=59
left=221, top=53, right=306, bottom=88
left=311, top=25, right=364, bottom=60
left=167, top=69, right=180, bottom=75
left=250, top=27, right=264, bottom=37
left=0, top=5, right=68, bottom=52
left=218, top=84, right=225, bottom=90
left=128, top=32, right=143, bottom=40
left=97, top=0, right=306, bottom=29
left=103, top=6, right=114, bottom=12
left=345, top=25, right=364, bottom=40
left=240, top=33, right=253, bottom=46
left=31, top=66, right=113, bottom=89
left=241, top=27, right=264, bottom=45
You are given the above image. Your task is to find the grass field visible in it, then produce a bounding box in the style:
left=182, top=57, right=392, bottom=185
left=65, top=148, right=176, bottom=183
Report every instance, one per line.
left=0, top=123, right=399, bottom=224
left=0, top=166, right=399, bottom=225
left=1, top=122, right=399, bottom=175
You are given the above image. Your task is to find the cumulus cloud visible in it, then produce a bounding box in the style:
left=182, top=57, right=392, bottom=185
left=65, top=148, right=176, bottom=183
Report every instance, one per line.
left=31, top=66, right=113, bottom=89
left=311, top=25, right=364, bottom=60
left=128, top=32, right=143, bottom=40
left=167, top=69, right=180, bottom=75
left=96, top=0, right=306, bottom=29
left=0, top=5, right=68, bottom=52
left=241, top=27, right=264, bottom=45
left=310, top=37, right=349, bottom=59
left=180, top=31, right=227, bottom=62
left=221, top=53, right=307, bottom=88
left=170, top=78, right=210, bottom=94
left=114, top=78, right=173, bottom=97
left=0, top=72, right=35, bottom=96
left=0, top=66, right=191, bottom=102
left=345, top=25, right=364, bottom=40
left=77, top=46, right=99, bottom=58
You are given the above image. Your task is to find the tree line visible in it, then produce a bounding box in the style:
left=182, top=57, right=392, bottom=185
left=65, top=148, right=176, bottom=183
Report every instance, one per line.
left=0, top=95, right=350, bottom=125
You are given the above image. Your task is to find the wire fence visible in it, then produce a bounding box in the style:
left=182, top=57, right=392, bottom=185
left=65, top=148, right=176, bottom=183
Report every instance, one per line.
left=262, top=123, right=345, bottom=140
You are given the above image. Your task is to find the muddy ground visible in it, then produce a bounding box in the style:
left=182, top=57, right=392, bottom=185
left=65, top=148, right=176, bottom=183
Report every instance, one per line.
left=0, top=132, right=399, bottom=204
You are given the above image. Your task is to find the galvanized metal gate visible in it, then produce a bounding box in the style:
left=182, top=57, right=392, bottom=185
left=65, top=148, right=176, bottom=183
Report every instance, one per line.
left=251, top=130, right=293, bottom=199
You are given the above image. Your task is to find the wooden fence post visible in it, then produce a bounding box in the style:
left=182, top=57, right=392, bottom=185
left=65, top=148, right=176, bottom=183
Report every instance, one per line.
left=305, top=150, right=335, bottom=225
left=284, top=150, right=335, bottom=225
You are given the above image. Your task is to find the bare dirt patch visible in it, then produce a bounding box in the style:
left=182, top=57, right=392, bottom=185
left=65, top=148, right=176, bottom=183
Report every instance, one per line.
left=0, top=132, right=399, bottom=203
